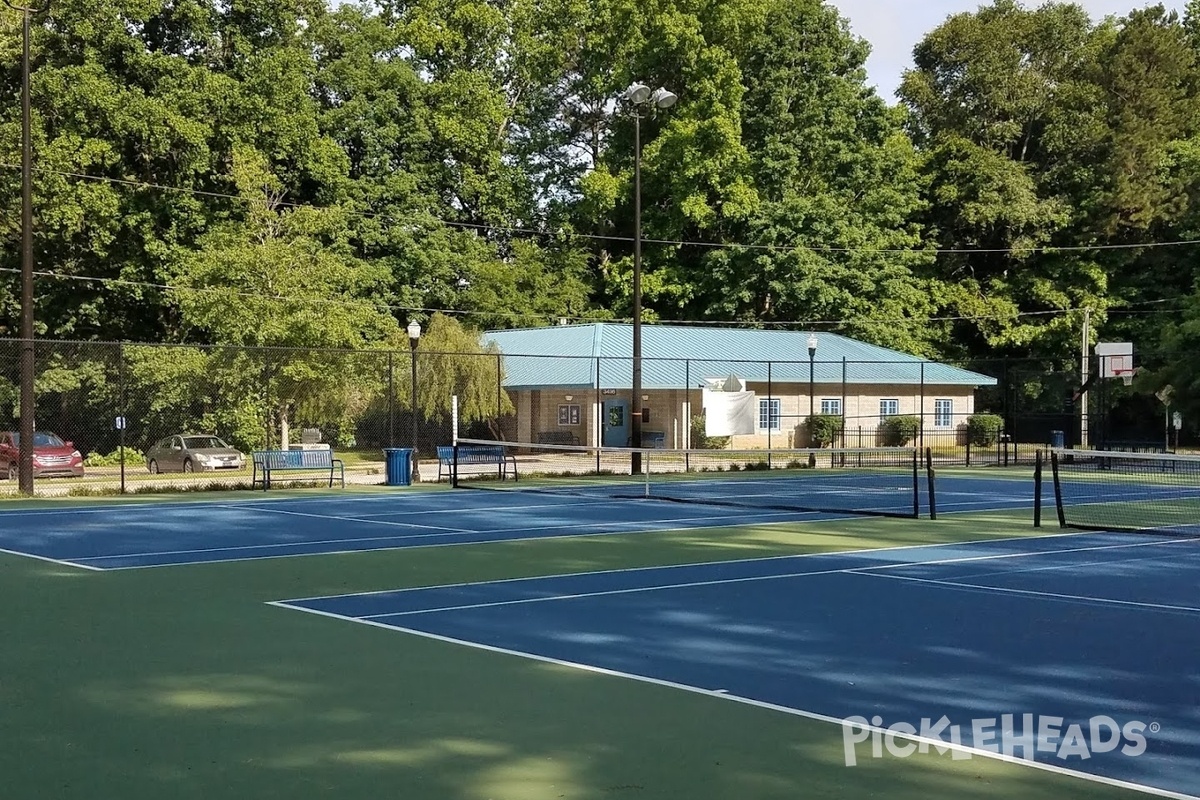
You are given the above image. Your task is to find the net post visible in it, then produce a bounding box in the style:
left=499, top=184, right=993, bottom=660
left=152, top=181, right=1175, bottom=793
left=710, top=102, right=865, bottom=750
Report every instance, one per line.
left=643, top=449, right=650, bottom=498
left=1050, top=450, right=1066, bottom=528
left=1033, top=449, right=1042, bottom=527
left=450, top=442, right=459, bottom=488
left=925, top=447, right=936, bottom=520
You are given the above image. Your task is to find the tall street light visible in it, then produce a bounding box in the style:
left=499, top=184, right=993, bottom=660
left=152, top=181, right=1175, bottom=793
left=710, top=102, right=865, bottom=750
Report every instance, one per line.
left=4, top=0, right=46, bottom=495
left=622, top=81, right=676, bottom=473
left=407, top=320, right=422, bottom=483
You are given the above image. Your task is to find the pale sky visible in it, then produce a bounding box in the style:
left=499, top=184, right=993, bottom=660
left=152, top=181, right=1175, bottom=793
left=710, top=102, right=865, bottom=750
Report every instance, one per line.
left=831, top=0, right=1188, bottom=99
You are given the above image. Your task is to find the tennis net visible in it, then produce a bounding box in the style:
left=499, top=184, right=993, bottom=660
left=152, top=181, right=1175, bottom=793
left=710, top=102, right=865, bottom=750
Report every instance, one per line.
left=450, top=438, right=934, bottom=519
left=1041, top=448, right=1200, bottom=533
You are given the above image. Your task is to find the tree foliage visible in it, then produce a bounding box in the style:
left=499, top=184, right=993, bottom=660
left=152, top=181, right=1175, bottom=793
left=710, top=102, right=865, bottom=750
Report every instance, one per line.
left=1, top=0, right=1199, bottom=436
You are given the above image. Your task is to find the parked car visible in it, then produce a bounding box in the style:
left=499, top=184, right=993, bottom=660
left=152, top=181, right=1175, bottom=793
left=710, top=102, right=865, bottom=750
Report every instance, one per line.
left=145, top=434, right=245, bottom=474
left=0, top=431, right=85, bottom=479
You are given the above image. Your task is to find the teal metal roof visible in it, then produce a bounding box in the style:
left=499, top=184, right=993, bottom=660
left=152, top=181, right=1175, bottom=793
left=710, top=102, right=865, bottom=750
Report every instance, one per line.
left=482, top=323, right=997, bottom=390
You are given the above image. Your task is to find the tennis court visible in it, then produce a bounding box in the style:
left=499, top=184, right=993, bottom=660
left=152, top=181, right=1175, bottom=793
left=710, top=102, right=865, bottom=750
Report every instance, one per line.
left=0, top=468, right=1031, bottom=570
left=4, top=446, right=1199, bottom=800
left=275, top=530, right=1200, bottom=797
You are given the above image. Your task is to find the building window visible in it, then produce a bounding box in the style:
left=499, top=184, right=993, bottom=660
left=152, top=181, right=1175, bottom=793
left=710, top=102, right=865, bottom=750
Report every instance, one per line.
left=934, top=399, right=953, bottom=428
left=558, top=404, right=581, bottom=426
left=820, top=398, right=842, bottom=416
left=879, top=399, right=899, bottom=419
left=759, top=398, right=781, bottom=431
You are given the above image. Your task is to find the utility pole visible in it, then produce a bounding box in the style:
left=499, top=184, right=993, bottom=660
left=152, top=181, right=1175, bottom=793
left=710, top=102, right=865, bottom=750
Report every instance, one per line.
left=1079, top=307, right=1090, bottom=449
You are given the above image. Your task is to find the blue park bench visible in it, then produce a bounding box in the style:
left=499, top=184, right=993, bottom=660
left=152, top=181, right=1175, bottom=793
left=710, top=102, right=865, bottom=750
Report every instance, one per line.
left=436, top=445, right=518, bottom=483
left=252, top=449, right=346, bottom=490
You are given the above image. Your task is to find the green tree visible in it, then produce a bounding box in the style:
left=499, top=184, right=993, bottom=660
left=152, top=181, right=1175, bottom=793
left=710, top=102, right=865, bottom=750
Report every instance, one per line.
left=170, top=150, right=399, bottom=446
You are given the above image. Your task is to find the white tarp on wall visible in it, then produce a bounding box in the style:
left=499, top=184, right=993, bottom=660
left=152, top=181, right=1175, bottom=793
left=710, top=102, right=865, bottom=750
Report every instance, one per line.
left=702, top=378, right=757, bottom=436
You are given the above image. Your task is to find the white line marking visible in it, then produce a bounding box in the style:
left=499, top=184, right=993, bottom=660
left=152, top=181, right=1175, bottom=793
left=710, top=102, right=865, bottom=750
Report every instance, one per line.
left=88, top=511, right=834, bottom=570
left=275, top=531, right=1107, bottom=603
left=355, top=536, right=1194, bottom=618
left=267, top=601, right=1200, bottom=800
left=214, top=504, right=472, bottom=533
left=76, top=507, right=819, bottom=563
left=352, top=498, right=631, bottom=518
left=0, top=546, right=105, bottom=571
left=860, top=572, right=1200, bottom=615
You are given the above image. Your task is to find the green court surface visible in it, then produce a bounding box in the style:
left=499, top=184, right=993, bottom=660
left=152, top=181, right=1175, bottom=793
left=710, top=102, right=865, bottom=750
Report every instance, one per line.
left=0, top=504, right=1162, bottom=800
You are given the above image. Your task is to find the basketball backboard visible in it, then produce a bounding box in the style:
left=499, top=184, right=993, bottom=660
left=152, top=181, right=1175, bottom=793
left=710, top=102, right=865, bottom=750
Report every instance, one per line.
left=1096, top=342, right=1134, bottom=383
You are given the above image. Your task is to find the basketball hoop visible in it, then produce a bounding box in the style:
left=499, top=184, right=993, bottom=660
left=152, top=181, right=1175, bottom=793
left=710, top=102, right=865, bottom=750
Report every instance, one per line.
left=1117, top=370, right=1134, bottom=387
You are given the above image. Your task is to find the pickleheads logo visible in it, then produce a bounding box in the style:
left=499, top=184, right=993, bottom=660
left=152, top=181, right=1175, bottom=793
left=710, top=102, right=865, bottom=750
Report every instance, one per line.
left=841, top=714, right=1155, bottom=766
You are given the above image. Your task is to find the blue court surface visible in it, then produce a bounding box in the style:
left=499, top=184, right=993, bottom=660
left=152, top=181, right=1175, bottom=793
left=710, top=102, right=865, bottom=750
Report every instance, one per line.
left=0, top=473, right=1033, bottom=570
left=275, top=531, right=1200, bottom=798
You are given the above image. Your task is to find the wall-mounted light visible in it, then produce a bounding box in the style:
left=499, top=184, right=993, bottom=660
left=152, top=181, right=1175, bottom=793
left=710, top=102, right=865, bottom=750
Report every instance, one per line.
left=641, top=395, right=650, bottom=401
left=564, top=395, right=574, bottom=401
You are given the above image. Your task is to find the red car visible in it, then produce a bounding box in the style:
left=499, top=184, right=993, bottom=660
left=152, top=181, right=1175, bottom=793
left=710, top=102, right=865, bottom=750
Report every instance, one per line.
left=0, top=431, right=85, bottom=479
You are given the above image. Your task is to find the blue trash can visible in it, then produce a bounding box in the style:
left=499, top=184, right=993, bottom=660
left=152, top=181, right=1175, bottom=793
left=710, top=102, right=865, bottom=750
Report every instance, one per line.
left=383, top=448, right=414, bottom=487
left=1050, top=430, right=1065, bottom=449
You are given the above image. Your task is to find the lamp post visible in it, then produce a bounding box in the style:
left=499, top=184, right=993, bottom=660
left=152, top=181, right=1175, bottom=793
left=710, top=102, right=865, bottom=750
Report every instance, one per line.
left=407, top=320, right=421, bottom=483
left=5, top=0, right=46, bottom=495
left=808, top=334, right=818, bottom=464
left=622, top=81, right=676, bottom=473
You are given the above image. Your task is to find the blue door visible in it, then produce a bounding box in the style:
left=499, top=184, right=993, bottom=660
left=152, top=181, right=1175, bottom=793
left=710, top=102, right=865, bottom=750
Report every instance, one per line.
left=603, top=399, right=629, bottom=447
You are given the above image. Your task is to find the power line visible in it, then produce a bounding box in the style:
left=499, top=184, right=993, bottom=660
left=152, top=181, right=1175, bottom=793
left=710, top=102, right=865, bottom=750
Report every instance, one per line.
left=5, top=162, right=1200, bottom=255
left=0, top=265, right=1186, bottom=327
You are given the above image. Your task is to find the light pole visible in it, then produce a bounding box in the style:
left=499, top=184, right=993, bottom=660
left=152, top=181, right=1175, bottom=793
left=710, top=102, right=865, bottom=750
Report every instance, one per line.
left=808, top=334, right=817, bottom=464
left=622, top=81, right=676, bottom=473
left=407, top=320, right=421, bottom=483
left=5, top=0, right=46, bottom=495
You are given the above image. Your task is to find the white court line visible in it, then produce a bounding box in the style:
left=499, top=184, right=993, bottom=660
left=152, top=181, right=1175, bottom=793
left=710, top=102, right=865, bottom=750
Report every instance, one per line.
left=83, top=508, right=829, bottom=568
left=266, top=601, right=1200, bottom=800
left=352, top=497, right=635, bottom=518
left=214, top=504, right=473, bottom=533
left=350, top=535, right=1197, bottom=618
left=0, top=546, right=105, bottom=571
left=921, top=545, right=1200, bottom=583
left=0, top=491, right=416, bottom=517
left=860, top=571, right=1200, bottom=615
left=78, top=505, right=815, bottom=563
left=277, top=529, right=1106, bottom=603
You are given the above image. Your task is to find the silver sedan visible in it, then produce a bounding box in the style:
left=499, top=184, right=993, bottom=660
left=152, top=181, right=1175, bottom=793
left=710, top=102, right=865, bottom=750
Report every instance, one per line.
left=145, top=434, right=245, bottom=473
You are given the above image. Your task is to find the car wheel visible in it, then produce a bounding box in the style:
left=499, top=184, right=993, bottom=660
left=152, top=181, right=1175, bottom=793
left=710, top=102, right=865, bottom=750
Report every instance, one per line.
left=183, top=459, right=194, bottom=474
left=5, top=463, right=14, bottom=481
left=148, top=460, right=159, bottom=474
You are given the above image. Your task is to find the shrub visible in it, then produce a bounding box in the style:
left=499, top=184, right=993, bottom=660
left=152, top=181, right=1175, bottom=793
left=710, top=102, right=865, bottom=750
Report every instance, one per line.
left=83, top=447, right=142, bottom=467
left=807, top=414, right=843, bottom=447
left=690, top=415, right=731, bottom=450
left=966, top=414, right=1004, bottom=446
left=879, top=415, right=921, bottom=446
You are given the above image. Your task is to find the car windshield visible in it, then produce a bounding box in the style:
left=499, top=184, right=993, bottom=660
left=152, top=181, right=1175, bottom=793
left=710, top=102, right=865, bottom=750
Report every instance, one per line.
left=11, top=432, right=66, bottom=448
left=183, top=436, right=229, bottom=450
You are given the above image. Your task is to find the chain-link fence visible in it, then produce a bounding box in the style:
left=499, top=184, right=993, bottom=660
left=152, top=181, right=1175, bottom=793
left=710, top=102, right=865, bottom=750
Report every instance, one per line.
left=0, top=340, right=513, bottom=495
left=0, top=339, right=1181, bottom=495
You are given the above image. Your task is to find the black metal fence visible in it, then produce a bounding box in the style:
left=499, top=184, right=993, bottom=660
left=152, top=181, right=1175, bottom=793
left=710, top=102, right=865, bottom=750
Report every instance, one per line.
left=0, top=339, right=1183, bottom=494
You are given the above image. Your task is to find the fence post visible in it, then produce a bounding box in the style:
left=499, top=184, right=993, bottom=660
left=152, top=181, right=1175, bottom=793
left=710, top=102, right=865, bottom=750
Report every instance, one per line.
left=595, top=357, right=601, bottom=474
left=841, top=357, right=847, bottom=448
left=387, top=350, right=395, bottom=448
left=118, top=341, right=126, bottom=495
left=684, top=359, right=690, bottom=472
left=919, top=361, right=926, bottom=451
left=767, top=360, right=772, bottom=464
